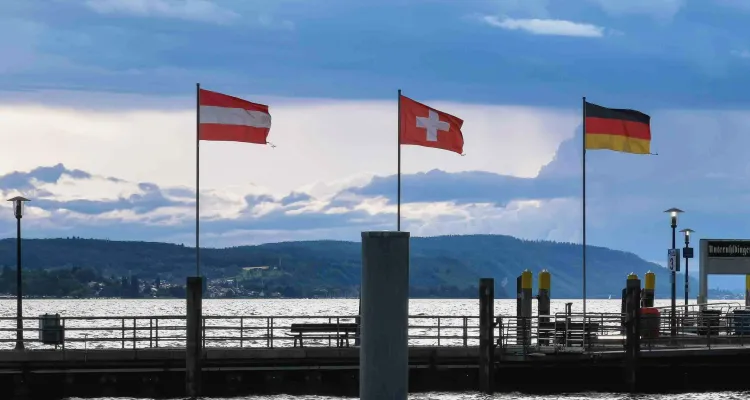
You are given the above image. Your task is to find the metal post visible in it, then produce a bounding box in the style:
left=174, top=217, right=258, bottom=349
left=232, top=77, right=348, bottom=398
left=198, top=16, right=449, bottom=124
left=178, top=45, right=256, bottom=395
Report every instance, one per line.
left=479, top=278, right=494, bottom=394
left=360, top=231, right=409, bottom=400
left=186, top=276, right=203, bottom=397
left=684, top=235, right=690, bottom=307
left=15, top=216, right=23, bottom=351
left=620, top=288, right=627, bottom=335
left=671, top=223, right=677, bottom=337
left=538, top=270, right=551, bottom=346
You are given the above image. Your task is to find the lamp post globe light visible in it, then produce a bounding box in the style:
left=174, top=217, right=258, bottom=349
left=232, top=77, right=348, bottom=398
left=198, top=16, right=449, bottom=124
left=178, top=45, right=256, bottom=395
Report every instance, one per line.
left=679, top=228, right=695, bottom=307
left=664, top=208, right=684, bottom=337
left=7, top=196, right=29, bottom=351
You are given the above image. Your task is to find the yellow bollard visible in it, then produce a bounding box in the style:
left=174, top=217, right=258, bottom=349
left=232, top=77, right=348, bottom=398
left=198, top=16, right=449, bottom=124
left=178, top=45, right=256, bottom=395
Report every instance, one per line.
left=643, top=271, right=656, bottom=308
left=539, top=270, right=551, bottom=292
left=521, top=269, right=533, bottom=290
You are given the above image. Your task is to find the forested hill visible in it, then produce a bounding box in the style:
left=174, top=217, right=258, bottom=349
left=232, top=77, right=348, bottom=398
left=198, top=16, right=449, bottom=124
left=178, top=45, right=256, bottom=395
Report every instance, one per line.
left=0, top=234, right=696, bottom=299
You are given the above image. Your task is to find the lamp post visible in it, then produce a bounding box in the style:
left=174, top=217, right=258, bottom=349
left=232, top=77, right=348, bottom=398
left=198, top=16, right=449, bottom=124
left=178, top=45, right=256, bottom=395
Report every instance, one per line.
left=664, top=208, right=683, bottom=337
left=679, top=228, right=695, bottom=307
left=7, top=196, right=29, bottom=351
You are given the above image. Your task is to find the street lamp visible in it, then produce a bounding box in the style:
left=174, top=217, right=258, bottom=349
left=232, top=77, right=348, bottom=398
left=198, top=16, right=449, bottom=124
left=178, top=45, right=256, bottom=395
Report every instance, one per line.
left=679, top=228, right=695, bottom=307
left=664, top=208, right=683, bottom=337
left=7, top=196, right=29, bottom=351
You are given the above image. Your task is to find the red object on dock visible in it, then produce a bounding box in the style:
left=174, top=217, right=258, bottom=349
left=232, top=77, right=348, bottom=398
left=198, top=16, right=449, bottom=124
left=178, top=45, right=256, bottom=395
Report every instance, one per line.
left=640, top=307, right=661, bottom=338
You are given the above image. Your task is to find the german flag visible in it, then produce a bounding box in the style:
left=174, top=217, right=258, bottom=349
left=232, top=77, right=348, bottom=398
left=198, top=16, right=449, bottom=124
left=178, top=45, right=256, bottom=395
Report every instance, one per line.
left=584, top=101, right=651, bottom=154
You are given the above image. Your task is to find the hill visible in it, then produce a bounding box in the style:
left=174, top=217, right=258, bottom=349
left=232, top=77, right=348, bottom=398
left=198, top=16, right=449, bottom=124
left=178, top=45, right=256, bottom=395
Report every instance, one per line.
left=0, top=234, right=710, bottom=299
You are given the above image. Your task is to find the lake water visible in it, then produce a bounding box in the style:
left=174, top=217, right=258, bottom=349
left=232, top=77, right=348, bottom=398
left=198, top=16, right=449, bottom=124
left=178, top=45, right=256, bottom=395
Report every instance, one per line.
left=0, top=298, right=745, bottom=399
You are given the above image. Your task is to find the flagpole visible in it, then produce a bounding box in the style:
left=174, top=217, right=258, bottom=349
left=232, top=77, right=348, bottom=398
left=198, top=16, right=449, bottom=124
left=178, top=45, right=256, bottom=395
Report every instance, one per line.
left=582, top=96, right=587, bottom=320
left=196, top=83, right=201, bottom=277
left=397, top=89, right=402, bottom=231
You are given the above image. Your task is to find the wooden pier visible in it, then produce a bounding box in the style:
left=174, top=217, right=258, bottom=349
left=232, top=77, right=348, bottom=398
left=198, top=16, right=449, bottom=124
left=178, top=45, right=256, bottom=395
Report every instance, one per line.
left=4, top=344, right=750, bottom=398
left=3, top=304, right=750, bottom=398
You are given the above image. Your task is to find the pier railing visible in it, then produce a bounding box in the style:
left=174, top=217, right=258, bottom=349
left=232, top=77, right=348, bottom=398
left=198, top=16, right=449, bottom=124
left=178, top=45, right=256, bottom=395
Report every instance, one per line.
left=1, top=308, right=749, bottom=352
left=0, top=315, right=485, bottom=350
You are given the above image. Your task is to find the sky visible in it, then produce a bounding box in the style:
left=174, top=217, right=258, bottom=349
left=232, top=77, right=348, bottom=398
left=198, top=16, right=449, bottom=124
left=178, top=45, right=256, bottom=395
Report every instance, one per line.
left=3, top=0, right=750, bottom=290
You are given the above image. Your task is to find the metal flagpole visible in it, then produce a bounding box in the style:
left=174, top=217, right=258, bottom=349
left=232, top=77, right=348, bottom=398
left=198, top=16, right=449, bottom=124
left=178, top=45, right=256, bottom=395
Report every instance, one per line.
left=582, top=96, right=587, bottom=320
left=397, top=89, right=402, bottom=231
left=196, top=83, right=201, bottom=277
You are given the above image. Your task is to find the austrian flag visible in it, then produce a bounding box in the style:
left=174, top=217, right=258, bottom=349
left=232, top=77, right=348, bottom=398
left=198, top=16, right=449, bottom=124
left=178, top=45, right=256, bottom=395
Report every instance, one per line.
left=399, top=94, right=464, bottom=154
left=198, top=89, right=272, bottom=144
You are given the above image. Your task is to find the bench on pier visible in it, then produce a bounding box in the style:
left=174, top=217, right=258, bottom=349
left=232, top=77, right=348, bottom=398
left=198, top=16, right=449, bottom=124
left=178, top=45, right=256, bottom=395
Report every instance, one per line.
left=289, top=323, right=358, bottom=348
left=538, top=321, right=600, bottom=347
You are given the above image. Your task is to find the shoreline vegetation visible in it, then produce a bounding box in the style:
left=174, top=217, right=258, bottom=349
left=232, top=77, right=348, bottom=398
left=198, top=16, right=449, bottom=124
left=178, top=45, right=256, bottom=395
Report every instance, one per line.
left=0, top=235, right=742, bottom=300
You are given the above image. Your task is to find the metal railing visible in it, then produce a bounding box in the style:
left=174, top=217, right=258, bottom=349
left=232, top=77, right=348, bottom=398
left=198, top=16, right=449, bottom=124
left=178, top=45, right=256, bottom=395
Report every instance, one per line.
left=0, top=315, right=483, bottom=350
left=2, top=309, right=749, bottom=352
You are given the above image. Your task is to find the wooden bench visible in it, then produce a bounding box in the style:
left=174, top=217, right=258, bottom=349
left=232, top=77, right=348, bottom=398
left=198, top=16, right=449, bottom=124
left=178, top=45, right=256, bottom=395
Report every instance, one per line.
left=289, top=323, right=358, bottom=348
left=539, top=321, right=600, bottom=347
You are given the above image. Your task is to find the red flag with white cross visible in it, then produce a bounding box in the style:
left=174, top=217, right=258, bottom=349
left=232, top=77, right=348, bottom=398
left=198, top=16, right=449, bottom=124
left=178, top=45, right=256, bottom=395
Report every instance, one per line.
left=399, top=94, right=464, bottom=154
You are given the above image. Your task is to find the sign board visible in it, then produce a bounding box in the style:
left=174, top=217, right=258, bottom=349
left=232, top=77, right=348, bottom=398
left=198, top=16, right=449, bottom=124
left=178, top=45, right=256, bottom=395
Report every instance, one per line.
left=668, top=248, right=681, bottom=272
left=706, top=240, right=750, bottom=258
left=683, top=247, right=694, bottom=259
left=699, top=239, right=750, bottom=306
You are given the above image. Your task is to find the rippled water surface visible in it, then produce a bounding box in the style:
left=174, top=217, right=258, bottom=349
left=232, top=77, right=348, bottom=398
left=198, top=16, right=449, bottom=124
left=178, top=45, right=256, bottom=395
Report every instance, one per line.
left=1, top=298, right=720, bottom=349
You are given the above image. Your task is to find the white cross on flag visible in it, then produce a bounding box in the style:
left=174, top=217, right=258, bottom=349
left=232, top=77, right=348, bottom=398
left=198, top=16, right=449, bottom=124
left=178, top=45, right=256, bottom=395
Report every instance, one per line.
left=399, top=94, right=464, bottom=154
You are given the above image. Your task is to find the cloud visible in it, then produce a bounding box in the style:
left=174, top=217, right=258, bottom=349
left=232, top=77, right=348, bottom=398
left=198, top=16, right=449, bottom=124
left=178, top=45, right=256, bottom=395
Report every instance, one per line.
left=0, top=91, right=577, bottom=196
left=482, top=16, right=605, bottom=37
left=0, top=163, right=581, bottom=248
left=731, top=49, right=750, bottom=59
left=84, top=0, right=239, bottom=24
left=5, top=100, right=750, bottom=292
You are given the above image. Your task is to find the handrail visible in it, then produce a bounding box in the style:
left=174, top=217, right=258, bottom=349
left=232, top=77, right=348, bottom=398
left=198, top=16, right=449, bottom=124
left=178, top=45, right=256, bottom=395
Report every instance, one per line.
left=1, top=312, right=748, bottom=352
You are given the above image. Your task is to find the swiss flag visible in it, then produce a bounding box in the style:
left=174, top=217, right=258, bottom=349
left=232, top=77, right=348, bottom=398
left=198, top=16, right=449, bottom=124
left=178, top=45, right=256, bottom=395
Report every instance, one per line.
left=399, top=94, right=464, bottom=155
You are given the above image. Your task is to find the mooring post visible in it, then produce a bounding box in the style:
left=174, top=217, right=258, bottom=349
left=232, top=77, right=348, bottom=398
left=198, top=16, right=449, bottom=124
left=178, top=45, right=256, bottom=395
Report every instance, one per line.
left=625, top=274, right=641, bottom=393
left=538, top=270, right=551, bottom=346
left=517, top=270, right=532, bottom=348
left=643, top=271, right=655, bottom=308
left=186, top=276, right=203, bottom=398
left=479, top=278, right=495, bottom=394
left=360, top=231, right=410, bottom=400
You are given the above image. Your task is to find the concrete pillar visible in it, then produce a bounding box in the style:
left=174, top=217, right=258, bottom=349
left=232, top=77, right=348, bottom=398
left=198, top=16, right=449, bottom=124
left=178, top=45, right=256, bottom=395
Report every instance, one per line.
left=643, top=271, right=655, bottom=308
left=186, top=276, right=203, bottom=398
left=478, top=278, right=494, bottom=394
left=538, top=270, right=551, bottom=346
left=360, top=231, right=410, bottom=400
left=624, top=274, right=641, bottom=393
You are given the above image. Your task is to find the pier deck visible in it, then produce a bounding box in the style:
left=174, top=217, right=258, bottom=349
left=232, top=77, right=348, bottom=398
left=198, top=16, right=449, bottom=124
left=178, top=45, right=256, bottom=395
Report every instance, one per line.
left=3, top=344, right=750, bottom=398
left=3, top=305, right=750, bottom=398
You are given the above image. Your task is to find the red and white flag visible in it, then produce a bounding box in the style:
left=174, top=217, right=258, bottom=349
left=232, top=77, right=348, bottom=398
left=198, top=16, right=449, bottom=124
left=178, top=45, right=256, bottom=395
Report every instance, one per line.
left=199, top=89, right=271, bottom=144
left=399, top=95, right=464, bottom=154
